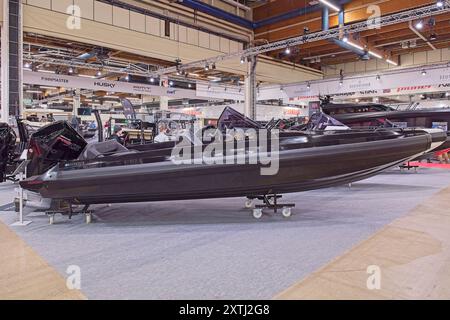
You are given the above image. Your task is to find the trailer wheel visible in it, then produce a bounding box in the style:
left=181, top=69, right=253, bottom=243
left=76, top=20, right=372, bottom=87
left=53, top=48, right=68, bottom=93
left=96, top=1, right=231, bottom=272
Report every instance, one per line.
left=252, top=208, right=263, bottom=219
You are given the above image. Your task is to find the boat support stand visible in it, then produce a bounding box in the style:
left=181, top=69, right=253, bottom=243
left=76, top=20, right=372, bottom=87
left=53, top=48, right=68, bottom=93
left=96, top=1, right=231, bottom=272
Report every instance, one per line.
left=46, top=202, right=93, bottom=225
left=245, top=194, right=295, bottom=219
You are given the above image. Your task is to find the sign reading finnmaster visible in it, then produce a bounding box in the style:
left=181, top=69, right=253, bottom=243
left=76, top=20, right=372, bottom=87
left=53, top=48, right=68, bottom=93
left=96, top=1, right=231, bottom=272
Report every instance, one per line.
left=23, top=71, right=197, bottom=99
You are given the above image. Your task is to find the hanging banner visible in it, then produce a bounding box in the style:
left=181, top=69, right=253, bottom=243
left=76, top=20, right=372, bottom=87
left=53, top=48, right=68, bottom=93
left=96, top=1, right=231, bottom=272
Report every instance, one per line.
left=282, top=65, right=450, bottom=99
left=286, top=83, right=450, bottom=104
left=23, top=71, right=198, bottom=99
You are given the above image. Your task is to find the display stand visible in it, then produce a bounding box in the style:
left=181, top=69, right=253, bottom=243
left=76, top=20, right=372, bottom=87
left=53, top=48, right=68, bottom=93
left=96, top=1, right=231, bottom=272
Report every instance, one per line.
left=11, top=171, right=32, bottom=227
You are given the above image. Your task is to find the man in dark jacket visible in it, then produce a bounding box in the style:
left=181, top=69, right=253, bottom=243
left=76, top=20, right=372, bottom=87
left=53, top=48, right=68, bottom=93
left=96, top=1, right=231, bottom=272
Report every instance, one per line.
left=109, top=125, right=125, bottom=145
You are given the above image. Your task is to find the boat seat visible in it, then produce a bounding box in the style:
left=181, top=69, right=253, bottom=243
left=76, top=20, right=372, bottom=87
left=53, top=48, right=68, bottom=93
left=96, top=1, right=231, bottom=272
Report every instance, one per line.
left=78, top=140, right=132, bottom=161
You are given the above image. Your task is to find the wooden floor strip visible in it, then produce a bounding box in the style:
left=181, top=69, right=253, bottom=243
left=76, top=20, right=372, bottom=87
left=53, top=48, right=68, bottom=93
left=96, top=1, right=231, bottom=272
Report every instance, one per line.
left=0, top=222, right=86, bottom=300
left=275, top=187, right=450, bottom=300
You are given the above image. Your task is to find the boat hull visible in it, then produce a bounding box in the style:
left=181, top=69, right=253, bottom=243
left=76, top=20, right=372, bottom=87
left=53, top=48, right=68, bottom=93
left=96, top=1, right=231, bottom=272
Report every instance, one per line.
left=21, top=134, right=432, bottom=205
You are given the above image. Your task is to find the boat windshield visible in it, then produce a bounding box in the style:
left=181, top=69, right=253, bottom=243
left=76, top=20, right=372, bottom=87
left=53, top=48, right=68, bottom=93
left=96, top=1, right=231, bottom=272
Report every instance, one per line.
left=217, top=107, right=262, bottom=132
left=305, top=113, right=350, bottom=131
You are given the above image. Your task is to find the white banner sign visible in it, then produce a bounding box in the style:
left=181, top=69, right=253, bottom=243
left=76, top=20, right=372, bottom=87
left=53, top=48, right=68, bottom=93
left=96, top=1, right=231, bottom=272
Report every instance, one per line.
left=283, top=66, right=450, bottom=99
left=24, top=71, right=198, bottom=99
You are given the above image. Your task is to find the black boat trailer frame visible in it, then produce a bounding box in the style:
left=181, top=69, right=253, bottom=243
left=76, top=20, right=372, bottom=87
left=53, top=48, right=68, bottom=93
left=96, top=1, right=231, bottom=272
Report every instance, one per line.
left=46, top=202, right=94, bottom=225
left=245, top=194, right=295, bottom=219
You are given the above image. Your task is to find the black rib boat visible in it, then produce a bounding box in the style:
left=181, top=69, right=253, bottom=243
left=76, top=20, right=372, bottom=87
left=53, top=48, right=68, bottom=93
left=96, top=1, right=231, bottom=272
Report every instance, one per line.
left=20, top=116, right=441, bottom=206
left=322, top=101, right=450, bottom=152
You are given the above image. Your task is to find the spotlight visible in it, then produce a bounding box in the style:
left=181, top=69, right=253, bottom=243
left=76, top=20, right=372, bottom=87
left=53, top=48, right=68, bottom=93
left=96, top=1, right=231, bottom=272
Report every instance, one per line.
left=285, top=47, right=291, bottom=55
left=342, top=34, right=349, bottom=42
left=24, top=62, right=31, bottom=69
left=150, top=77, right=155, bottom=83
left=339, top=80, right=343, bottom=86
left=446, top=92, right=450, bottom=97
left=306, top=83, right=311, bottom=89
left=280, top=87, right=284, bottom=92
left=205, top=64, right=210, bottom=71
left=415, top=20, right=424, bottom=30
left=240, top=56, right=245, bottom=64
left=376, top=75, right=381, bottom=81
left=208, top=85, right=211, bottom=91
left=169, top=80, right=174, bottom=87
left=96, top=70, right=102, bottom=77
left=68, top=67, right=74, bottom=74
left=188, top=83, right=192, bottom=88
left=125, top=74, right=130, bottom=81
left=437, top=1, right=444, bottom=8
left=430, top=33, right=437, bottom=41
left=421, top=69, right=427, bottom=76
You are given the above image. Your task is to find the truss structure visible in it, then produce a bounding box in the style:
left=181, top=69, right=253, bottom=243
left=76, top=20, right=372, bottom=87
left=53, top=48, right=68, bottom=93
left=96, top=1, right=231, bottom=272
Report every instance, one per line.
left=154, top=2, right=450, bottom=76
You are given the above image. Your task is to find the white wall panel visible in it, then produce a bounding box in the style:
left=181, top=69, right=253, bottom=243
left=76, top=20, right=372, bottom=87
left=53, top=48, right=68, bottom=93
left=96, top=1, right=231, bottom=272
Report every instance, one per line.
left=27, top=0, right=51, bottom=9
left=130, top=11, right=145, bottom=33
left=443, top=48, right=450, bottom=61
left=146, top=16, right=160, bottom=36
left=75, top=0, right=94, bottom=20
left=427, top=49, right=442, bottom=63
left=112, top=6, right=129, bottom=29
left=94, top=1, right=112, bottom=25
left=187, top=28, right=198, bottom=46
left=178, top=25, right=187, bottom=43
left=413, top=51, right=427, bottom=65
left=229, top=40, right=238, bottom=53
left=401, top=53, right=413, bottom=66
left=210, top=34, right=220, bottom=51
left=51, top=0, right=72, bottom=14
left=344, top=62, right=355, bottom=73
left=220, top=37, right=229, bottom=53
left=198, top=31, right=209, bottom=48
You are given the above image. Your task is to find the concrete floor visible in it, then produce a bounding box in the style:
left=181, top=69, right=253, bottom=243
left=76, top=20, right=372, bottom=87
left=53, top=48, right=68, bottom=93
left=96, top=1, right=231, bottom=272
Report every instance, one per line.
left=1, top=167, right=450, bottom=299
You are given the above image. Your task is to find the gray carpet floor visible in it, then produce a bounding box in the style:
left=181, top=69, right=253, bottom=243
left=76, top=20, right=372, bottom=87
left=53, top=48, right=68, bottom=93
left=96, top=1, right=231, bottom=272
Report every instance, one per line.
left=1, top=167, right=449, bottom=299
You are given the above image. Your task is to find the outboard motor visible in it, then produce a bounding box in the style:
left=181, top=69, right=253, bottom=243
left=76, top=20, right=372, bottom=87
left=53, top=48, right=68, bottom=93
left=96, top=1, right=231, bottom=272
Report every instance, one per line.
left=27, top=121, right=88, bottom=177
left=0, top=123, right=17, bottom=182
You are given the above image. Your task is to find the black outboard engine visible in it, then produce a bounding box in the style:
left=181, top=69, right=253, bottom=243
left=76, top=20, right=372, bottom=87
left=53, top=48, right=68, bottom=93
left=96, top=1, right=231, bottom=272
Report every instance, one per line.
left=27, top=121, right=88, bottom=177
left=0, top=123, right=17, bottom=182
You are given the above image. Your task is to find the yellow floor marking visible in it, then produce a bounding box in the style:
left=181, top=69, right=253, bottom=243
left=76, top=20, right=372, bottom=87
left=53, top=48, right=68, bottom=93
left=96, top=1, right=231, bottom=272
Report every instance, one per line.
left=0, top=222, right=86, bottom=300
left=276, top=187, right=450, bottom=300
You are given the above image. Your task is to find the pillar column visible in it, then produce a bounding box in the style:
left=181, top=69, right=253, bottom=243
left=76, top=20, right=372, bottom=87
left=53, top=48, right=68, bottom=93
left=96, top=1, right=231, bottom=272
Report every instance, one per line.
left=159, top=96, right=169, bottom=111
left=1, top=0, right=22, bottom=123
left=244, top=56, right=257, bottom=120
left=73, top=89, right=81, bottom=116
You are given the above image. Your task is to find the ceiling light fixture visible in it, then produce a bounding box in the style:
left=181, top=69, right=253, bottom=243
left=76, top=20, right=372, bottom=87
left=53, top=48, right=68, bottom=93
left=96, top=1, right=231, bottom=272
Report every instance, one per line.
left=386, top=59, right=398, bottom=66
left=368, top=50, right=383, bottom=59
left=415, top=20, right=424, bottom=30
left=346, top=41, right=364, bottom=51
left=318, top=0, right=341, bottom=12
